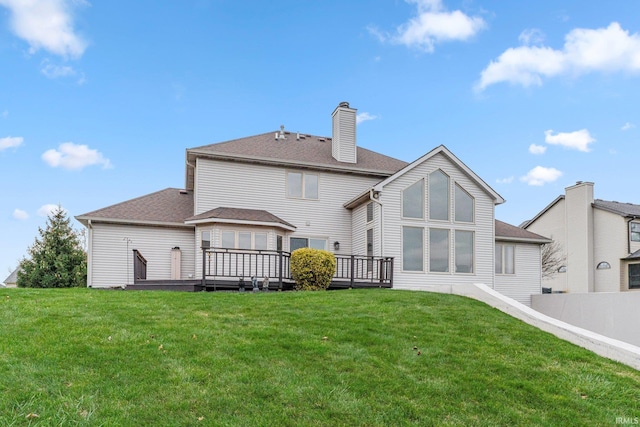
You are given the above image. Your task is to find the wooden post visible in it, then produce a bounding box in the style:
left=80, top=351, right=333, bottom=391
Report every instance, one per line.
left=278, top=250, right=283, bottom=291
left=201, top=248, right=206, bottom=287
left=350, top=255, right=355, bottom=289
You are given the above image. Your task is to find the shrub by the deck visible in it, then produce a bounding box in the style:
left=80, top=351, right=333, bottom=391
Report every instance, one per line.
left=290, top=248, right=336, bottom=291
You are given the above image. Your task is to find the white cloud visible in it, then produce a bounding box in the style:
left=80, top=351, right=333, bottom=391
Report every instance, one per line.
left=518, top=28, right=545, bottom=46
left=37, top=204, right=65, bottom=217
left=356, top=112, right=379, bottom=125
left=0, top=0, right=88, bottom=58
left=0, top=136, right=23, bottom=150
left=622, top=122, right=635, bottom=131
left=544, top=129, right=595, bottom=152
left=476, top=22, right=640, bottom=91
left=41, top=61, right=76, bottom=78
left=496, top=176, right=514, bottom=184
left=528, top=143, right=547, bottom=155
left=42, top=142, right=112, bottom=170
left=12, top=209, right=29, bottom=220
left=371, top=0, right=486, bottom=52
left=520, top=166, right=563, bottom=186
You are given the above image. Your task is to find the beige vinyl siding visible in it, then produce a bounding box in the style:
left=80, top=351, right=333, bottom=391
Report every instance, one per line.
left=195, top=158, right=380, bottom=256
left=88, top=223, right=195, bottom=288
left=352, top=201, right=380, bottom=257
left=380, top=152, right=496, bottom=288
left=494, top=243, right=542, bottom=306
left=594, top=210, right=631, bottom=292
left=526, top=199, right=568, bottom=292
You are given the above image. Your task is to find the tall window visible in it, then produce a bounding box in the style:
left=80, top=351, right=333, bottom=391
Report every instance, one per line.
left=429, top=170, right=449, bottom=221
left=367, top=228, right=374, bottom=272
left=455, top=231, right=474, bottom=273
left=454, top=184, right=474, bottom=223
left=631, top=223, right=640, bottom=242
left=402, top=226, right=423, bottom=271
left=495, top=243, right=515, bottom=274
left=287, top=172, right=318, bottom=199
left=429, top=228, right=449, bottom=272
left=403, top=179, right=424, bottom=219
left=366, top=202, right=374, bottom=223
left=290, top=237, right=327, bottom=252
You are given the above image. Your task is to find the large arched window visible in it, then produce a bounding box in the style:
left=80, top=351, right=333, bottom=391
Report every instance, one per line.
left=429, top=170, right=450, bottom=221
left=402, top=179, right=424, bottom=219
left=454, top=184, right=474, bottom=223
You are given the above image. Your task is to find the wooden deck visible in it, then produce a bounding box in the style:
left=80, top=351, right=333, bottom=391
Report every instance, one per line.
left=127, top=248, right=394, bottom=292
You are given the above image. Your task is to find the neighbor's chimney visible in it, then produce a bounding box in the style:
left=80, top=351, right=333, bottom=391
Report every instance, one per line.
left=565, top=181, right=595, bottom=293
left=331, top=102, right=357, bottom=163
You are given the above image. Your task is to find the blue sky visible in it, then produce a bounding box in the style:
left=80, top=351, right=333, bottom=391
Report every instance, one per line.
left=2, top=0, right=640, bottom=277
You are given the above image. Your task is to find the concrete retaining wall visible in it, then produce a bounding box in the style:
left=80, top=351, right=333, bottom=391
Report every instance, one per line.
left=531, top=292, right=640, bottom=347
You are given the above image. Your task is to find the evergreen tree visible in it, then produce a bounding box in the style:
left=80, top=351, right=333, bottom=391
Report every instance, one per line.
left=17, top=206, right=87, bottom=288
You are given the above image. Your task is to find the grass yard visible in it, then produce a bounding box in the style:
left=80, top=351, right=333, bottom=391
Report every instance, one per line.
left=1, top=288, right=639, bottom=426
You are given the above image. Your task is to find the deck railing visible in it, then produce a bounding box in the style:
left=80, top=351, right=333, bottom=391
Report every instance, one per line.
left=132, top=249, right=147, bottom=282
left=201, top=248, right=393, bottom=289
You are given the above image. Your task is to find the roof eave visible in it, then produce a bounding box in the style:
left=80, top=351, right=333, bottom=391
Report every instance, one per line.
left=187, top=150, right=398, bottom=177
left=75, top=216, right=194, bottom=229
left=184, top=217, right=297, bottom=231
left=495, top=236, right=552, bottom=244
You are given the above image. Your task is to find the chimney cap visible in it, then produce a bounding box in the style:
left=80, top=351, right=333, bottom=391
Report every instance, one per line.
left=338, top=101, right=350, bottom=108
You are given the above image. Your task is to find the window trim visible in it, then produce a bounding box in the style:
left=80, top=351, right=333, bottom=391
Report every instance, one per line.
left=286, top=171, right=319, bottom=200
left=631, top=222, right=640, bottom=242
left=402, top=178, right=425, bottom=220
left=366, top=202, right=374, bottom=223
left=221, top=230, right=270, bottom=250
left=289, top=236, right=329, bottom=252
left=629, top=263, right=640, bottom=289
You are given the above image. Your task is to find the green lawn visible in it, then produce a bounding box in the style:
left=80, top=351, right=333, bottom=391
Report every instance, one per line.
left=1, top=288, right=638, bottom=426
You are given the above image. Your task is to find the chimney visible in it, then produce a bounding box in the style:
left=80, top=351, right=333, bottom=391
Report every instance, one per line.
left=565, top=181, right=595, bottom=293
left=331, top=102, right=357, bottom=163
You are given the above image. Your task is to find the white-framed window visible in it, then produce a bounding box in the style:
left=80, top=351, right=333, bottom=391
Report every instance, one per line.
left=287, top=171, right=319, bottom=199
left=455, top=230, right=474, bottom=273
left=429, top=228, right=450, bottom=273
left=221, top=230, right=269, bottom=250
left=454, top=184, right=474, bottom=223
left=402, top=226, right=424, bottom=272
left=631, top=223, right=640, bottom=242
left=495, top=243, right=515, bottom=274
left=429, top=170, right=450, bottom=221
left=290, top=237, right=327, bottom=252
left=366, top=202, right=374, bottom=223
left=402, top=179, right=424, bottom=219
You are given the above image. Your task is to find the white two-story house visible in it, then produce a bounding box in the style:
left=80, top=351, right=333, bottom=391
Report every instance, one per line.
left=76, top=102, right=549, bottom=305
left=523, top=181, right=640, bottom=293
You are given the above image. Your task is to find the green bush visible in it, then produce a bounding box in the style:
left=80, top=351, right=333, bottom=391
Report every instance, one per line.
left=290, top=248, right=336, bottom=291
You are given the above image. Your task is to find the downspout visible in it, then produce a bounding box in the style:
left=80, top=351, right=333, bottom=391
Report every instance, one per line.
left=87, top=220, right=93, bottom=288
left=369, top=189, right=383, bottom=256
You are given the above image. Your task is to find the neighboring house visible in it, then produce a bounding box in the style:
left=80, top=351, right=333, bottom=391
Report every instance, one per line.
left=523, top=181, right=640, bottom=293
left=76, top=102, right=549, bottom=305
left=3, top=268, right=18, bottom=288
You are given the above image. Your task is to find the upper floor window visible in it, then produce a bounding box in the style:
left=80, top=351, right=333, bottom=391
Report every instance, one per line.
left=429, top=170, right=450, bottom=221
left=403, top=179, right=424, bottom=219
left=454, top=184, right=474, bottom=223
left=631, top=223, right=640, bottom=242
left=287, top=172, right=318, bottom=199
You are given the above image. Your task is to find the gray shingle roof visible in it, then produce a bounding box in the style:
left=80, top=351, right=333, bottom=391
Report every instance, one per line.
left=594, top=199, right=640, bottom=217
left=76, top=188, right=194, bottom=226
left=185, top=207, right=295, bottom=229
left=185, top=131, right=409, bottom=190
left=3, top=268, right=18, bottom=285
left=495, top=219, right=550, bottom=243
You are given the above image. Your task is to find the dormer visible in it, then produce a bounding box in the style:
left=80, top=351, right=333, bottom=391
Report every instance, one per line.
left=332, top=102, right=357, bottom=163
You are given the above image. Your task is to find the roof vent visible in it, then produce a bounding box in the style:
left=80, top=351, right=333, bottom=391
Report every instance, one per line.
left=278, top=125, right=286, bottom=140
left=179, top=189, right=188, bottom=195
